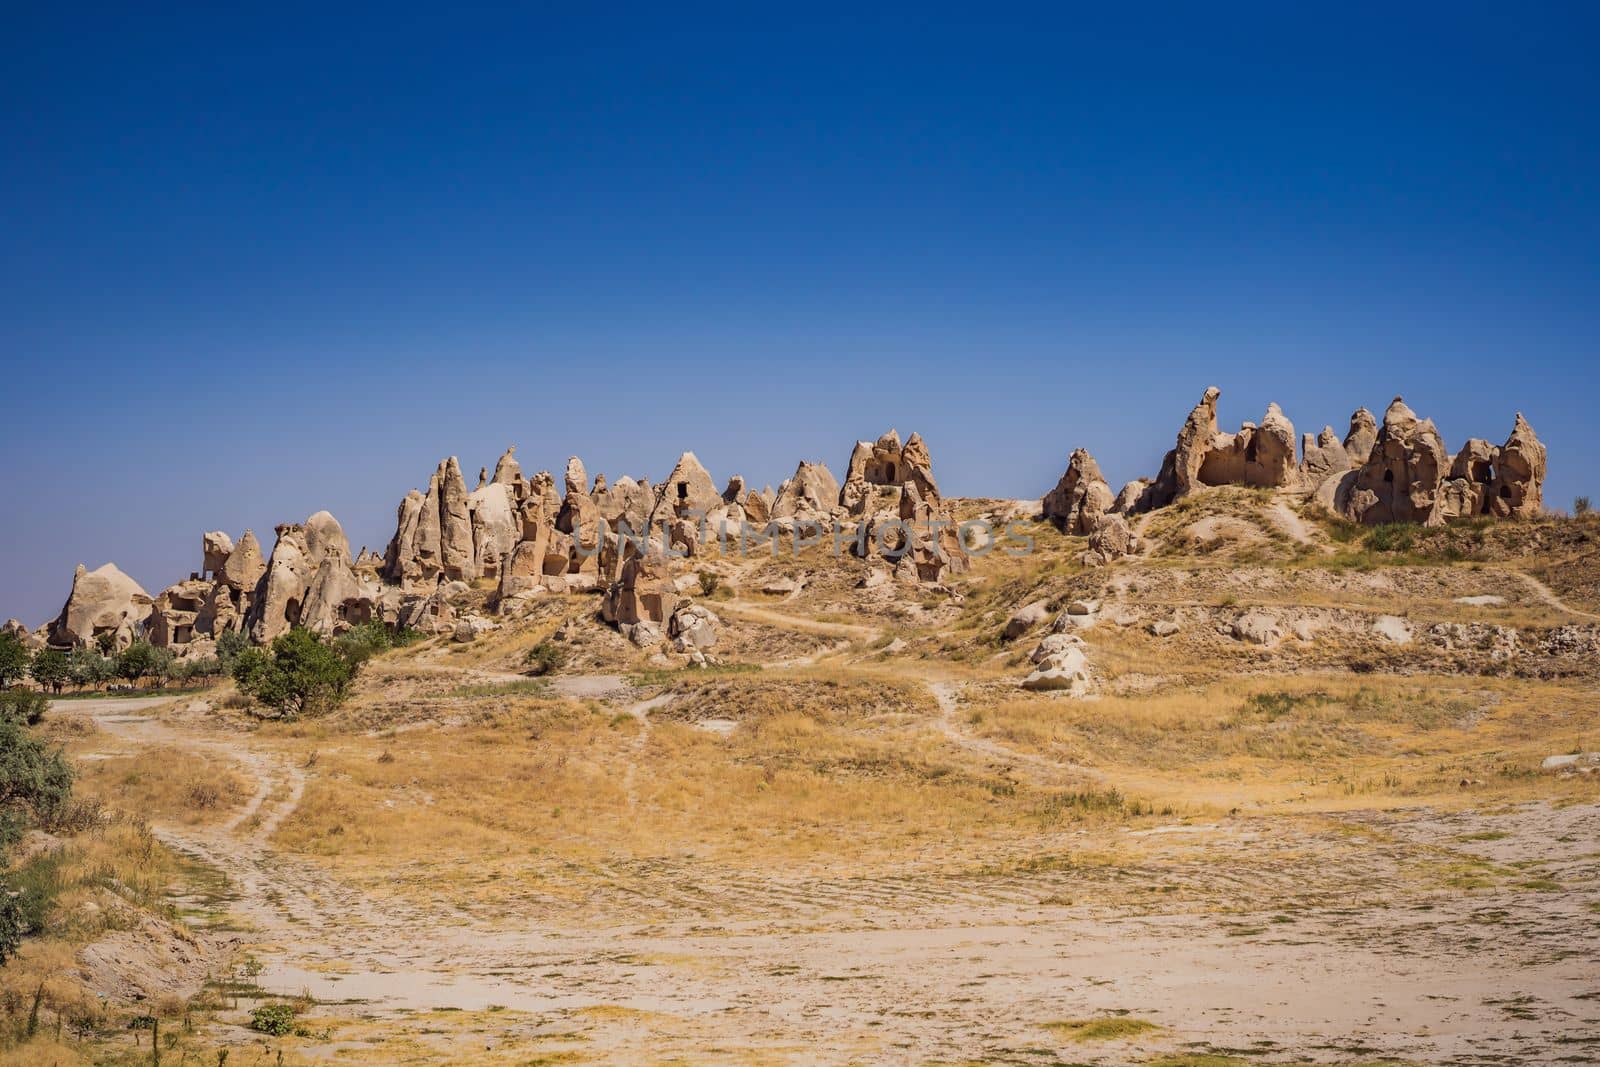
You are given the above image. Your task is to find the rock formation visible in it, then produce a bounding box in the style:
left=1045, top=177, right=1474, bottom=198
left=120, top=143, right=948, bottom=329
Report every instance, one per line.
left=771, top=461, right=840, bottom=524
left=1140, top=388, right=1301, bottom=509
left=1489, top=413, right=1546, bottom=519
left=248, top=512, right=358, bottom=643
left=840, top=429, right=943, bottom=518
left=47, top=563, right=153, bottom=651
left=1042, top=448, right=1114, bottom=534
left=1340, top=398, right=1451, bottom=526
left=36, top=392, right=1550, bottom=662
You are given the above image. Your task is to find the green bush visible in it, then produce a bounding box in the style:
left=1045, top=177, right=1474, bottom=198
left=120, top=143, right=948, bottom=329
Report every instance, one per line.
left=697, top=570, right=720, bottom=597
left=0, top=689, right=48, bottom=727
left=248, top=1002, right=298, bottom=1036
left=0, top=884, right=21, bottom=964
left=0, top=632, right=29, bottom=688
left=0, top=718, right=74, bottom=828
left=523, top=640, right=566, bottom=677
left=231, top=628, right=361, bottom=720
left=1365, top=524, right=1416, bottom=554
left=1577, top=496, right=1593, bottom=517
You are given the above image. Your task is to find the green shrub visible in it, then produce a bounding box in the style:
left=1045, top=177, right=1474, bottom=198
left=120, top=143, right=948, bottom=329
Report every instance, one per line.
left=248, top=1002, right=298, bottom=1036
left=231, top=628, right=361, bottom=720
left=697, top=570, right=720, bottom=597
left=0, top=689, right=48, bottom=727
left=0, top=632, right=29, bottom=688
left=1365, top=523, right=1416, bottom=554
left=0, top=718, right=74, bottom=827
left=523, top=640, right=566, bottom=677
left=0, top=884, right=21, bottom=964
left=1577, top=496, right=1592, bottom=517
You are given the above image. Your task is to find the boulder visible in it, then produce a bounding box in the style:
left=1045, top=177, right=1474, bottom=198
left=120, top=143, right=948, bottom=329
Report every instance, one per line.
left=1029, top=632, right=1083, bottom=664
left=1231, top=609, right=1283, bottom=646
left=452, top=615, right=497, bottom=643
left=1300, top=426, right=1350, bottom=484
left=1344, top=407, right=1379, bottom=465
left=249, top=525, right=312, bottom=643
left=1021, top=636, right=1091, bottom=695
left=491, top=446, right=523, bottom=490
left=1003, top=599, right=1052, bottom=640
left=1084, top=513, right=1137, bottom=566
left=668, top=602, right=721, bottom=652
left=147, top=577, right=214, bottom=647
left=1144, top=388, right=1302, bottom=507
left=1111, top=478, right=1156, bottom=515
left=1372, top=615, right=1414, bottom=645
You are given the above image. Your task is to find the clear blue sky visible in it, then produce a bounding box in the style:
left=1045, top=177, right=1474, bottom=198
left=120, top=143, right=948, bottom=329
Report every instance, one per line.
left=3, top=3, right=1597, bottom=625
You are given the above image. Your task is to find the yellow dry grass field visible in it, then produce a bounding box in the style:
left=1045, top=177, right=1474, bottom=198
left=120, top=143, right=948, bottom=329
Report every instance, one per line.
left=5, top=502, right=1599, bottom=1065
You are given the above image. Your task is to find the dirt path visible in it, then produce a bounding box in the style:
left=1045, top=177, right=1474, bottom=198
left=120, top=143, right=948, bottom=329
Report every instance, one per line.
left=1266, top=500, right=1320, bottom=548
left=1512, top=570, right=1600, bottom=620
left=48, top=695, right=1600, bottom=1065
left=927, top=680, right=1107, bottom=787
left=715, top=599, right=881, bottom=641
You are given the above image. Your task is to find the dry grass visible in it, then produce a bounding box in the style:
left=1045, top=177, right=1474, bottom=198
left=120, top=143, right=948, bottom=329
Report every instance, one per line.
left=73, top=746, right=251, bottom=825
left=965, top=672, right=1600, bottom=811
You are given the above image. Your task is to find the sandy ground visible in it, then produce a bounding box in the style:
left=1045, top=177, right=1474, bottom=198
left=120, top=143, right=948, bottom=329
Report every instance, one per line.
left=52, top=693, right=1600, bottom=1065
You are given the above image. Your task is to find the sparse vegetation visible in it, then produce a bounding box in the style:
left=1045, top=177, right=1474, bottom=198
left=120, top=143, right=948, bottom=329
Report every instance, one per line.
left=1043, top=1016, right=1161, bottom=1041
left=523, top=640, right=566, bottom=677
left=697, top=570, right=720, bottom=597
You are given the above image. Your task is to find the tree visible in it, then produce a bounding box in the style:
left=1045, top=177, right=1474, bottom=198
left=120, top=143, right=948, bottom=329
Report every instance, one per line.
left=0, top=632, right=30, bottom=688
left=231, top=628, right=360, bottom=720
left=1577, top=496, right=1593, bottom=517
left=216, top=628, right=251, bottom=669
left=116, top=641, right=172, bottom=686
left=66, top=648, right=115, bottom=691
left=29, top=649, right=69, bottom=695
